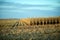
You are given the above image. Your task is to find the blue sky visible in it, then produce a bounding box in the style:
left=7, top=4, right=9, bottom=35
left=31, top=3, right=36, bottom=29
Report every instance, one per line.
left=0, top=0, right=60, bottom=19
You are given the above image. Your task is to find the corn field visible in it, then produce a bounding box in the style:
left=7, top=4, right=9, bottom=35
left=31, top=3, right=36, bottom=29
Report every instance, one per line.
left=0, top=17, right=60, bottom=40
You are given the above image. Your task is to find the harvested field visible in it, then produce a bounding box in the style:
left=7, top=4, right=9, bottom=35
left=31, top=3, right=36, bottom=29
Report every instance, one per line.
left=0, top=18, right=60, bottom=40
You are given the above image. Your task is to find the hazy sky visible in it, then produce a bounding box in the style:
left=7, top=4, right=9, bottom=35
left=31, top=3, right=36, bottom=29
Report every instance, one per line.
left=0, top=0, right=60, bottom=18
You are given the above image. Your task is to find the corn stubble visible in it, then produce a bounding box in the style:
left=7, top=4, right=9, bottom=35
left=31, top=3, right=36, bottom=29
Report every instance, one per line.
left=0, top=17, right=60, bottom=40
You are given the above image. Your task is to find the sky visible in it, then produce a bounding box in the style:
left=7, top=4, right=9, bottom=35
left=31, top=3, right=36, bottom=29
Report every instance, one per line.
left=0, top=0, right=60, bottom=19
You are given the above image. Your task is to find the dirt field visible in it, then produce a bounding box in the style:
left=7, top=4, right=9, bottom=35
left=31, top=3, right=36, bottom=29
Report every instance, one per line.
left=0, top=19, right=60, bottom=40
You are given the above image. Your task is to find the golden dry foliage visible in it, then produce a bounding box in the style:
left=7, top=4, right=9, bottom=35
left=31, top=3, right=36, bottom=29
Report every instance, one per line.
left=18, top=17, right=60, bottom=26
left=19, top=18, right=30, bottom=25
left=0, top=17, right=60, bottom=40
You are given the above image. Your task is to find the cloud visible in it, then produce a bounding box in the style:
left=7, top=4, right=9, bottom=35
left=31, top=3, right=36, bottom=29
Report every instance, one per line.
left=0, top=0, right=60, bottom=18
left=0, top=1, right=57, bottom=11
left=21, top=7, right=55, bottom=10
